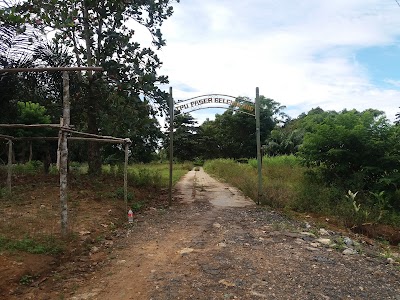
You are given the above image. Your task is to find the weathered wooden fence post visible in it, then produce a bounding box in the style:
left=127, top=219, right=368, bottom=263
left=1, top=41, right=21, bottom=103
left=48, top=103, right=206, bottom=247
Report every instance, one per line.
left=256, top=87, right=262, bottom=205
left=124, top=139, right=131, bottom=215
left=7, top=139, right=12, bottom=193
left=59, top=71, right=70, bottom=236
left=168, top=87, right=174, bottom=206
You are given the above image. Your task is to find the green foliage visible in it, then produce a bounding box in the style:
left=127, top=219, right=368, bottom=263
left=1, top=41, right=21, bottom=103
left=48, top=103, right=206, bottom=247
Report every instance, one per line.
left=13, top=160, right=43, bottom=174
left=131, top=201, right=144, bottom=212
left=205, top=156, right=400, bottom=228
left=299, top=109, right=399, bottom=198
left=19, top=274, right=35, bottom=286
left=166, top=113, right=199, bottom=162
left=0, top=187, right=7, bottom=198
left=204, top=159, right=258, bottom=201
left=0, top=235, right=64, bottom=255
left=193, top=158, right=204, bottom=166
left=2, top=0, right=180, bottom=173
left=16, top=101, right=51, bottom=125
left=129, top=168, right=162, bottom=187
left=264, top=155, right=301, bottom=167
left=188, top=96, right=287, bottom=160
left=127, top=163, right=191, bottom=188
left=265, top=128, right=304, bottom=156
left=114, top=187, right=134, bottom=201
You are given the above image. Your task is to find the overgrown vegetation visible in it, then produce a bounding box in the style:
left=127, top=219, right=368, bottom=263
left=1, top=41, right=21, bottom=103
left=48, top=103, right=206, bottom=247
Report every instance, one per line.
left=205, top=156, right=400, bottom=233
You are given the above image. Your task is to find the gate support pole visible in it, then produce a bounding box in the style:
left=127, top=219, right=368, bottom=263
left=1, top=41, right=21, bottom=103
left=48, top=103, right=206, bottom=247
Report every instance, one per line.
left=256, top=87, right=262, bottom=205
left=168, top=87, right=174, bottom=206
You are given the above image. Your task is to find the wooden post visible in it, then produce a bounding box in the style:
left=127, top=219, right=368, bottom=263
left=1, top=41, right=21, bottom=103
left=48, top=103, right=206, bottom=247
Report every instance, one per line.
left=7, top=139, right=12, bottom=194
left=124, top=141, right=129, bottom=216
left=256, top=87, right=262, bottom=205
left=168, top=87, right=174, bottom=206
left=57, top=118, right=62, bottom=170
left=59, top=71, right=70, bottom=236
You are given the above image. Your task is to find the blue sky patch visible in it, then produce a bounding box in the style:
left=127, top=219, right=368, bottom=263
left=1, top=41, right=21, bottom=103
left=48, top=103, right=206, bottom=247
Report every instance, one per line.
left=356, top=45, right=400, bottom=88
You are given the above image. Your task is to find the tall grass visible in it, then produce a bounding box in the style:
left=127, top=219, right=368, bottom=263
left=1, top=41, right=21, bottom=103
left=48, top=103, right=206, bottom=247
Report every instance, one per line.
left=205, top=156, right=400, bottom=228
left=4, top=161, right=192, bottom=189
left=205, top=159, right=258, bottom=201
left=205, top=156, right=304, bottom=208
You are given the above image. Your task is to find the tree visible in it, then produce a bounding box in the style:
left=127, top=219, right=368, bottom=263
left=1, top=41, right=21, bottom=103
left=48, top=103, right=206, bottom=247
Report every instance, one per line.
left=14, top=101, right=52, bottom=162
left=165, top=113, right=199, bottom=162
left=265, top=128, right=303, bottom=156
left=264, top=107, right=339, bottom=156
left=299, top=109, right=399, bottom=193
left=396, top=107, right=399, bottom=125
left=2, top=0, right=179, bottom=174
left=195, top=96, right=287, bottom=159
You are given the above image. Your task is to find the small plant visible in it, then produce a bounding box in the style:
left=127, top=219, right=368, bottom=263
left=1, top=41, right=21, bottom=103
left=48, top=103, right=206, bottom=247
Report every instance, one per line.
left=345, top=190, right=360, bottom=213
left=0, top=187, right=10, bottom=199
left=114, top=187, right=134, bottom=201
left=19, top=274, right=35, bottom=286
left=131, top=201, right=144, bottom=212
left=332, top=237, right=347, bottom=251
left=370, top=191, right=390, bottom=221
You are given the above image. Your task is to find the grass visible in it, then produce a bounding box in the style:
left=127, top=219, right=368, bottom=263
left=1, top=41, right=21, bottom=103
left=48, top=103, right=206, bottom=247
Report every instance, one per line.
left=99, top=162, right=192, bottom=188
left=204, top=156, right=304, bottom=209
left=204, top=156, right=400, bottom=234
left=0, top=161, right=193, bottom=256
left=0, top=235, right=64, bottom=255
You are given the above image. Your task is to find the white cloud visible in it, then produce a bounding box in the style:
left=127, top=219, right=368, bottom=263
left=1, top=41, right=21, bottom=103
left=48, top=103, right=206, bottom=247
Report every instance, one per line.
left=156, top=0, right=400, bottom=123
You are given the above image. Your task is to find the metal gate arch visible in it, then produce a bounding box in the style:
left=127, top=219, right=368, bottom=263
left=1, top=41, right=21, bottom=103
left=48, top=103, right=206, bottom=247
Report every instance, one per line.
left=168, top=87, right=262, bottom=205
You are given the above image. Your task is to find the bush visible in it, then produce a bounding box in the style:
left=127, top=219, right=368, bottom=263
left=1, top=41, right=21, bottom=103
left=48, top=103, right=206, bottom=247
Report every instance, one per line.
left=13, top=160, right=43, bottom=174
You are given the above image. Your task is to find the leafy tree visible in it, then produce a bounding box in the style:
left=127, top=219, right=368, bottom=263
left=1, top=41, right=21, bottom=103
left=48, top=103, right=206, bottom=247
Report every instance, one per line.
left=264, top=107, right=342, bottom=156
left=299, top=109, right=399, bottom=194
left=13, top=101, right=52, bottom=164
left=396, top=107, right=399, bottom=125
left=265, top=128, right=303, bottom=156
left=195, top=118, right=223, bottom=159
left=2, top=0, right=179, bottom=174
left=195, top=96, right=287, bottom=159
left=165, top=113, right=199, bottom=162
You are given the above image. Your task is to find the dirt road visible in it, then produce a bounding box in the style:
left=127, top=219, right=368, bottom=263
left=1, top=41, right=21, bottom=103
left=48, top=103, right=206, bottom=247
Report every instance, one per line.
left=69, top=168, right=400, bottom=300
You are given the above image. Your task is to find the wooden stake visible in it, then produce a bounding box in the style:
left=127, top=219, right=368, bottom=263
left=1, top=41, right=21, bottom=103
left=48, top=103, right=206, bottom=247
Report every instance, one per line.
left=7, top=139, right=12, bottom=194
left=124, top=142, right=129, bottom=215
left=169, top=87, right=174, bottom=206
left=60, top=72, right=70, bottom=237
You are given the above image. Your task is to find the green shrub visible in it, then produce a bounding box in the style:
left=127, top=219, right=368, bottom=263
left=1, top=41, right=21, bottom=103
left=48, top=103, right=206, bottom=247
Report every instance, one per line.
left=114, top=187, right=134, bottom=201
left=13, top=160, right=43, bottom=174
left=193, top=159, right=204, bottom=166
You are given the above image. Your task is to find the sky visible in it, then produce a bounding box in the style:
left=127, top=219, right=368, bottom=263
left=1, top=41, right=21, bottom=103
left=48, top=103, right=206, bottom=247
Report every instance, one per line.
left=144, top=0, right=400, bottom=124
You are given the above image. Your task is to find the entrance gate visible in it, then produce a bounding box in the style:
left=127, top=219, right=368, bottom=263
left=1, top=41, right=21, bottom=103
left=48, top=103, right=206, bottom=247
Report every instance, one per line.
left=168, top=87, right=263, bottom=205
